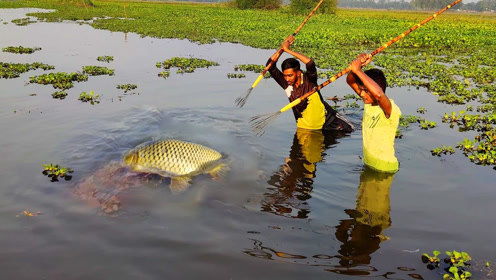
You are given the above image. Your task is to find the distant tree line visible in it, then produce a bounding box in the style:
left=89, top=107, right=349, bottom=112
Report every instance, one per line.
left=338, top=0, right=411, bottom=9
left=456, top=0, right=496, bottom=11
left=338, top=0, right=496, bottom=12
left=233, top=0, right=495, bottom=12
left=235, top=0, right=337, bottom=13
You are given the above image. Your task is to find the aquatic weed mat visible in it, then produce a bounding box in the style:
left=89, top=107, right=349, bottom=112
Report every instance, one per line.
left=1, top=0, right=495, bottom=168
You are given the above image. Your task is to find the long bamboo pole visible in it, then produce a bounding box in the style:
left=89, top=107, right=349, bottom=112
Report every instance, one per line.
left=234, top=0, right=325, bottom=108
left=250, top=0, right=462, bottom=136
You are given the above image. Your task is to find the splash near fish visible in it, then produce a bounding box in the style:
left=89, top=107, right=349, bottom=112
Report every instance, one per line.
left=74, top=139, right=228, bottom=214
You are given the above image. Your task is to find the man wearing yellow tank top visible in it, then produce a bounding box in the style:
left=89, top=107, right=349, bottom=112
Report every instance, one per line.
left=267, top=36, right=354, bottom=133
left=346, top=54, right=401, bottom=173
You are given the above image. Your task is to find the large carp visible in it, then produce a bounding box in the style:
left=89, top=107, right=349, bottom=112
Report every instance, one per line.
left=74, top=139, right=227, bottom=214
left=123, top=139, right=227, bottom=193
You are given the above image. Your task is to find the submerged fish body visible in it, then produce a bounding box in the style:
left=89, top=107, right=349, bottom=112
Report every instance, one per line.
left=123, top=139, right=226, bottom=192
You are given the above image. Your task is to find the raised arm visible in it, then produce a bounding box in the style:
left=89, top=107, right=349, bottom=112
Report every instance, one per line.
left=350, top=54, right=392, bottom=118
left=281, top=35, right=311, bottom=65
left=346, top=72, right=362, bottom=98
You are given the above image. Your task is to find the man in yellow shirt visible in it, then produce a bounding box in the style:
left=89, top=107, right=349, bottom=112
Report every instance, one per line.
left=267, top=36, right=354, bottom=132
left=346, top=54, right=401, bottom=173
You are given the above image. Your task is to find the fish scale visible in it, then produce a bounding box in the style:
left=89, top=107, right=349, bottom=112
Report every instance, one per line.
left=123, top=139, right=223, bottom=177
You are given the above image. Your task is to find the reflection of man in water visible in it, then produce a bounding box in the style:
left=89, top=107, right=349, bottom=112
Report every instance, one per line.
left=333, top=166, right=395, bottom=271
left=262, top=128, right=344, bottom=219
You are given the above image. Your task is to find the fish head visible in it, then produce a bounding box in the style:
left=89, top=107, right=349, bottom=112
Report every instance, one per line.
left=123, top=150, right=139, bottom=167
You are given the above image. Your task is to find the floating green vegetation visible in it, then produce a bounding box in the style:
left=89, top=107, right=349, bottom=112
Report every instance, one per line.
left=456, top=132, right=496, bottom=167
left=97, top=55, right=114, bottom=63
left=1, top=62, right=54, bottom=79
left=158, top=71, right=170, bottom=78
left=419, top=119, right=437, bottom=130
left=2, top=46, right=41, bottom=54
left=1, top=0, right=494, bottom=169
left=234, top=64, right=271, bottom=78
left=398, top=115, right=436, bottom=130
left=227, top=73, right=246, bottom=79
left=395, top=129, right=403, bottom=139
left=11, top=17, right=36, bottom=26
left=422, top=250, right=472, bottom=279
left=116, top=83, right=137, bottom=93
left=442, top=111, right=496, bottom=132
left=29, top=72, right=88, bottom=89
left=422, top=250, right=441, bottom=269
left=176, top=67, right=195, bottom=74
left=417, top=107, right=427, bottom=114
left=82, top=65, right=114, bottom=76
left=399, top=115, right=421, bottom=128
left=156, top=57, right=218, bottom=74
left=431, top=145, right=455, bottom=157
left=51, top=91, right=68, bottom=99
left=396, top=114, right=438, bottom=138
left=78, top=90, right=100, bottom=104
left=42, top=163, right=73, bottom=182
left=343, top=93, right=360, bottom=101
left=234, top=64, right=264, bottom=72
left=343, top=101, right=360, bottom=109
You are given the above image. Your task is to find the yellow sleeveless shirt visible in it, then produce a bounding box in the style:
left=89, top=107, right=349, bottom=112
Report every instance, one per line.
left=362, top=99, right=401, bottom=173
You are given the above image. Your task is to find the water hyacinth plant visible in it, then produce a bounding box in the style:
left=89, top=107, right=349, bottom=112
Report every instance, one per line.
left=11, top=17, right=36, bottom=26
left=158, top=71, right=170, bottom=78
left=431, top=145, right=455, bottom=156
left=234, top=64, right=264, bottom=72
left=82, top=66, right=114, bottom=76
left=116, top=83, right=137, bottom=93
left=227, top=73, right=246, bottom=79
left=456, top=131, right=496, bottom=167
left=422, top=250, right=474, bottom=279
left=156, top=57, right=218, bottom=74
left=419, top=119, right=437, bottom=130
left=42, top=163, right=73, bottom=182
left=78, top=90, right=100, bottom=104
left=234, top=64, right=271, bottom=78
left=2, top=46, right=41, bottom=54
left=51, top=91, right=68, bottom=99
left=29, top=72, right=88, bottom=89
left=97, top=55, right=114, bottom=62
left=0, top=62, right=54, bottom=79
left=417, top=107, right=427, bottom=114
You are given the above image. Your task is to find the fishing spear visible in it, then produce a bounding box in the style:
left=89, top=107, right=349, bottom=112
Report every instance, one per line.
left=234, top=0, right=325, bottom=108
left=250, top=0, right=463, bottom=136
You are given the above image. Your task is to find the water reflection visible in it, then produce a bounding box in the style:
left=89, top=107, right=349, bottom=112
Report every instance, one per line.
left=331, top=166, right=395, bottom=275
left=243, top=239, right=307, bottom=260
left=246, top=167, right=398, bottom=277
left=261, top=128, right=345, bottom=219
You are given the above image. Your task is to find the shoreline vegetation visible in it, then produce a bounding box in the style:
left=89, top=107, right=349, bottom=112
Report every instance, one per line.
left=1, top=0, right=495, bottom=168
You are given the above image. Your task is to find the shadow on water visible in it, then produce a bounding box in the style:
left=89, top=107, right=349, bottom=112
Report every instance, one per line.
left=261, top=128, right=349, bottom=219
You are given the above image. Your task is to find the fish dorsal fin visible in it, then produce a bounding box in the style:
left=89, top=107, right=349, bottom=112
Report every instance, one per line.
left=169, top=176, right=191, bottom=194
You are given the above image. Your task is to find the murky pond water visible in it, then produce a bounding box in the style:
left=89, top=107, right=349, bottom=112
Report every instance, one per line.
left=1, top=8, right=495, bottom=279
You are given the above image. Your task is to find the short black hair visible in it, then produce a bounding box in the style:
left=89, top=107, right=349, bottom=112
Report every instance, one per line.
left=356, top=68, right=387, bottom=92
left=281, top=58, right=300, bottom=71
